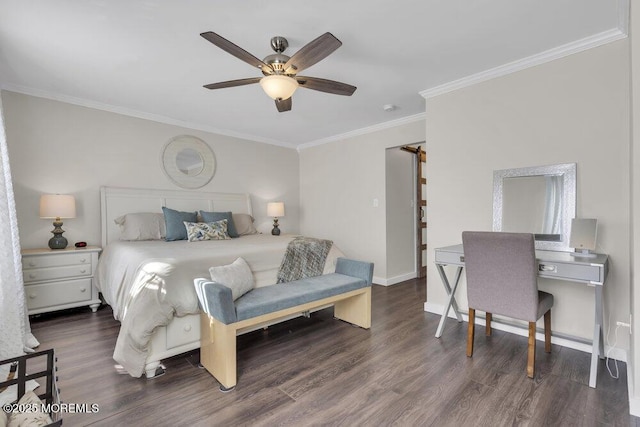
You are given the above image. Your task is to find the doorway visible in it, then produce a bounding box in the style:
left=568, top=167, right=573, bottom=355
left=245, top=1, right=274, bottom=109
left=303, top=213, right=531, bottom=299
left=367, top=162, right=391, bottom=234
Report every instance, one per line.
left=384, top=142, right=426, bottom=285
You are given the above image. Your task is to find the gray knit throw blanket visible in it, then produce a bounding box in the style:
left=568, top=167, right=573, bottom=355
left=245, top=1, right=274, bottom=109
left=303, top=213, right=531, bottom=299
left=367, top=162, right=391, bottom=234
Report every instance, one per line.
left=276, top=236, right=333, bottom=283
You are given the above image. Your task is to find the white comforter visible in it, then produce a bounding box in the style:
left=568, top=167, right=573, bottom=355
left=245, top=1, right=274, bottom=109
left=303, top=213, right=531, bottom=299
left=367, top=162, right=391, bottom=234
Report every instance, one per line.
left=95, top=234, right=343, bottom=376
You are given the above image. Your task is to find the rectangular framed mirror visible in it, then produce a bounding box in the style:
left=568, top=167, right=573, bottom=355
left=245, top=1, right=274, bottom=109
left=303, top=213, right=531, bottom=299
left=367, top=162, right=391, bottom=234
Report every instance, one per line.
left=493, top=163, right=576, bottom=252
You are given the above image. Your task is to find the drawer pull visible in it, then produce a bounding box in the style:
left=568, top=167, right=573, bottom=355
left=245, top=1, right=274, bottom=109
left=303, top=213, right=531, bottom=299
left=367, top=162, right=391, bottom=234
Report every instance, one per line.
left=539, top=264, right=557, bottom=273
left=29, top=293, right=36, bottom=299
left=80, top=258, right=87, bottom=263
left=80, top=287, right=87, bottom=293
left=28, top=261, right=36, bottom=267
left=80, top=269, right=87, bottom=274
left=183, top=324, right=192, bottom=332
left=29, top=273, right=36, bottom=279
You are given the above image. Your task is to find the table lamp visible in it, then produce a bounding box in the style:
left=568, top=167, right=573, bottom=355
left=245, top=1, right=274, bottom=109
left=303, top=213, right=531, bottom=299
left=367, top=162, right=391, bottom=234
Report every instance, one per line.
left=40, top=194, right=76, bottom=249
left=267, top=202, right=285, bottom=236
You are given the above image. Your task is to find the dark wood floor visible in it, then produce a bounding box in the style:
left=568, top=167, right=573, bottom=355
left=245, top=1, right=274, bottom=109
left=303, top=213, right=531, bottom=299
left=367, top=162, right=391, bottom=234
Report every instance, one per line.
left=29, top=279, right=632, bottom=426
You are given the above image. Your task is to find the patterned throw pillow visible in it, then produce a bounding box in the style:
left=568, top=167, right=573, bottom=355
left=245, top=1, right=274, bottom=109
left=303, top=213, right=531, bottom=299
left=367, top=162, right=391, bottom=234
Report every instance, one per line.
left=184, top=220, right=231, bottom=242
left=200, top=211, right=239, bottom=238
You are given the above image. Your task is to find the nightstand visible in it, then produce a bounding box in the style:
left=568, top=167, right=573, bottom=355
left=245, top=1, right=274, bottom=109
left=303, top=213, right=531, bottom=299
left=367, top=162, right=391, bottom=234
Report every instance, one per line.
left=21, top=246, right=102, bottom=315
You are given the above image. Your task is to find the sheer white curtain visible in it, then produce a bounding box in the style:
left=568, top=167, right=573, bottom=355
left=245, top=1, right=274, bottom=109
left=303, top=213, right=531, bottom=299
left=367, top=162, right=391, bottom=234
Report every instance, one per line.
left=0, top=95, right=39, bottom=360
left=542, top=175, right=562, bottom=235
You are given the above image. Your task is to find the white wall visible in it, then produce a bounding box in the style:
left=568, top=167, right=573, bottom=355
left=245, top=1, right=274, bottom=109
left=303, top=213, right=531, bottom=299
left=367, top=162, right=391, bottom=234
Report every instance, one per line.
left=2, top=91, right=300, bottom=249
left=385, top=146, right=417, bottom=280
left=629, top=0, right=640, bottom=415
left=298, top=119, right=426, bottom=283
left=425, top=39, right=630, bottom=346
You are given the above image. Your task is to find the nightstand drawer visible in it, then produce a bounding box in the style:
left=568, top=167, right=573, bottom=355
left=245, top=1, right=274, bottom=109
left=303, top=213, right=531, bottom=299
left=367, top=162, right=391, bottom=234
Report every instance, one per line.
left=22, top=252, right=92, bottom=269
left=23, top=264, right=92, bottom=283
left=25, top=278, right=93, bottom=310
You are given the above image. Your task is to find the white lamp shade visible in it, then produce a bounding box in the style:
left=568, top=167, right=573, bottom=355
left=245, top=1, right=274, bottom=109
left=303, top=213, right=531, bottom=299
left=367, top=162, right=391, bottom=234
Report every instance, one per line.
left=40, top=194, right=76, bottom=219
left=259, top=75, right=299, bottom=100
left=267, top=202, right=285, bottom=218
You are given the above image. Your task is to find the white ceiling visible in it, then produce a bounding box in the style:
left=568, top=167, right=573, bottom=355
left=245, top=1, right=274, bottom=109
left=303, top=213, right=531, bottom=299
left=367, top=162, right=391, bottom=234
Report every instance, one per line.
left=0, top=0, right=626, bottom=148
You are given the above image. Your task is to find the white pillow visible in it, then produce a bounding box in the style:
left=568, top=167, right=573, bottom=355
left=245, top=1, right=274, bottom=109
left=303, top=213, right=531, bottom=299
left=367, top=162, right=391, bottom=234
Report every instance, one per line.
left=114, top=213, right=166, bottom=241
left=209, top=257, right=255, bottom=300
left=232, top=213, right=258, bottom=236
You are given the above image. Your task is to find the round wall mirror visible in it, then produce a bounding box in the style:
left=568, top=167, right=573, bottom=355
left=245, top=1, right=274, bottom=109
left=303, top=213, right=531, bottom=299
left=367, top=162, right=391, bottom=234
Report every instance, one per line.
left=175, top=148, right=204, bottom=176
left=161, top=135, right=215, bottom=188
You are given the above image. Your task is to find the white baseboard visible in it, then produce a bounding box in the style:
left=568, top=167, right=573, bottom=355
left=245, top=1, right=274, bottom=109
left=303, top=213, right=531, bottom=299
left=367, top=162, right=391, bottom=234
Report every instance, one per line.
left=630, top=399, right=640, bottom=418
left=424, top=301, right=627, bottom=362
left=628, top=368, right=640, bottom=417
left=373, top=272, right=417, bottom=286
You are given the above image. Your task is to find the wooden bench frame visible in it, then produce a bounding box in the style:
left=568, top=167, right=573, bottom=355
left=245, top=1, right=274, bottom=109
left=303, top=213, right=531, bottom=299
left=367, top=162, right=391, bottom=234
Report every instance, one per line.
left=200, top=286, right=371, bottom=390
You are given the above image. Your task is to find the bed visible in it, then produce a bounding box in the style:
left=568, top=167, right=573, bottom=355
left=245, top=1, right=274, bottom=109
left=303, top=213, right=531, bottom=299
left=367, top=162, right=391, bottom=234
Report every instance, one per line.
left=95, top=187, right=343, bottom=378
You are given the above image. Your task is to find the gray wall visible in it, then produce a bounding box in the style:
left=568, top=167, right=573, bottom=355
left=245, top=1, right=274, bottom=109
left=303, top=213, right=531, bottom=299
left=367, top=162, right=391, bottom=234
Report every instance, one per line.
left=425, top=39, right=630, bottom=346
left=298, top=119, right=426, bottom=283
left=2, top=91, right=300, bottom=249
left=629, top=0, right=640, bottom=414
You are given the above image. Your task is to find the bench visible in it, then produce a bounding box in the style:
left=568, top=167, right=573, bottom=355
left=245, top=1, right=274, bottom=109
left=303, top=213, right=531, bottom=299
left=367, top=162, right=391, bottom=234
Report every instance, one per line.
left=194, top=257, right=374, bottom=390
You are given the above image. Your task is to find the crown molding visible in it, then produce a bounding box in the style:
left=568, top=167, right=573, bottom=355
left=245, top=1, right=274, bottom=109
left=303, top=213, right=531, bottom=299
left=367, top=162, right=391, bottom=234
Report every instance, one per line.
left=0, top=84, right=297, bottom=150
left=297, top=112, right=426, bottom=151
left=420, top=26, right=628, bottom=100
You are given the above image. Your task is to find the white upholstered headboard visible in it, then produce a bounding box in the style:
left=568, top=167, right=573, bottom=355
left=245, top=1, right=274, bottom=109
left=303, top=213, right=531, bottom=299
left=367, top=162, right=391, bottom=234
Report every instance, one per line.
left=100, top=186, right=252, bottom=247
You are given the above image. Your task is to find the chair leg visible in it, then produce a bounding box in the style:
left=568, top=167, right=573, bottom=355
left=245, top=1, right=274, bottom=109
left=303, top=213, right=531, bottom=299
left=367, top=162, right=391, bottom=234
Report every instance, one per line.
left=467, top=308, right=475, bottom=357
left=544, top=310, right=552, bottom=353
left=527, top=321, right=536, bottom=378
left=485, top=313, right=492, bottom=336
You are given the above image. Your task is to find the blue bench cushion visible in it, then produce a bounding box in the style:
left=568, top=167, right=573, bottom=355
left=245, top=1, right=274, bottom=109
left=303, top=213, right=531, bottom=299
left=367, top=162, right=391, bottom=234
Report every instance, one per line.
left=235, top=273, right=367, bottom=322
left=195, top=258, right=374, bottom=325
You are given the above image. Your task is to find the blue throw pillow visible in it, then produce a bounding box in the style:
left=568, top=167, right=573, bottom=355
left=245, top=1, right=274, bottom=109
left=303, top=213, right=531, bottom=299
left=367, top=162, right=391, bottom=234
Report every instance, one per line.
left=200, top=211, right=239, bottom=238
left=162, top=206, right=197, bottom=241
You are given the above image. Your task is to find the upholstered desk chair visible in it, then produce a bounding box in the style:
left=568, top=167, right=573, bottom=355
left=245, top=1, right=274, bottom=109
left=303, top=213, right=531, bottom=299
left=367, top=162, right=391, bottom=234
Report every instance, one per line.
left=461, top=231, right=554, bottom=378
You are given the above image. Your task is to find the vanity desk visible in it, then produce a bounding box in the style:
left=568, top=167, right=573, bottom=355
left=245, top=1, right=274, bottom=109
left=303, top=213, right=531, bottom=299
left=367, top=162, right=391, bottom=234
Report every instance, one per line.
left=434, top=243, right=609, bottom=388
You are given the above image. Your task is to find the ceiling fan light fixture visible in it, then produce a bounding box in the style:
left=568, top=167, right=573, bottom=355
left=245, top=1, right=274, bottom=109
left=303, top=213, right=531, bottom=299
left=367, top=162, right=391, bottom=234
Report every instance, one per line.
left=201, top=32, right=355, bottom=112
left=260, top=75, right=299, bottom=100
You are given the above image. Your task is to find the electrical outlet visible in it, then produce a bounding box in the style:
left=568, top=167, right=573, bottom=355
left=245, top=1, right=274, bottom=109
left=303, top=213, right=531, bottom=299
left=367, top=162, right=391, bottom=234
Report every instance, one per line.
left=617, top=315, right=633, bottom=335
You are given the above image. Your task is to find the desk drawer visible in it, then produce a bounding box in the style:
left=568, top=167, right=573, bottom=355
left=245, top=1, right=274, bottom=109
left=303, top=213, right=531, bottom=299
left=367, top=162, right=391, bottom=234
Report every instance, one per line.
left=25, top=278, right=92, bottom=310
left=538, top=261, right=602, bottom=283
left=435, top=251, right=465, bottom=266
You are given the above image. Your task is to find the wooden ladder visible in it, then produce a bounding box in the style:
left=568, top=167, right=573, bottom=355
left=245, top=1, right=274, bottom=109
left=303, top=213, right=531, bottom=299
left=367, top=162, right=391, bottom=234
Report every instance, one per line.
left=401, top=145, right=426, bottom=278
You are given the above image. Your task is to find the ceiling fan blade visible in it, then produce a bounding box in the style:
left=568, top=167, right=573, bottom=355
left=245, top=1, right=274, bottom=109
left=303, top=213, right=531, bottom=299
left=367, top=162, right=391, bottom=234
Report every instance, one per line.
left=201, top=32, right=274, bottom=75
left=275, top=97, right=292, bottom=112
left=296, top=76, right=356, bottom=96
left=203, top=77, right=261, bottom=90
left=283, top=32, right=342, bottom=73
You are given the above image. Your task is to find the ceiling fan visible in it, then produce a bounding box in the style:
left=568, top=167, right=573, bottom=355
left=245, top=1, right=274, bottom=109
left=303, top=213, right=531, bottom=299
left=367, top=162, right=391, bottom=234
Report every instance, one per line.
left=200, top=31, right=357, bottom=112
